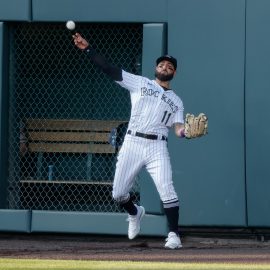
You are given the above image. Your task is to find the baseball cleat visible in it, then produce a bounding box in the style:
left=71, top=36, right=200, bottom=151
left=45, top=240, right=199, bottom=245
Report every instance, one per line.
left=127, top=204, right=145, bottom=240
left=164, top=232, right=182, bottom=249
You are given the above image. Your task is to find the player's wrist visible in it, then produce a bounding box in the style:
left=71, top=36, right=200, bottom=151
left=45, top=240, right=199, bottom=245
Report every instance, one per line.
left=83, top=46, right=96, bottom=57
left=83, top=45, right=91, bottom=52
left=180, top=129, right=185, bottom=138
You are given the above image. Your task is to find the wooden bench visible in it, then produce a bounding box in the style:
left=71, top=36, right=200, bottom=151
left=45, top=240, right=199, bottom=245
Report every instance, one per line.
left=20, top=118, right=126, bottom=184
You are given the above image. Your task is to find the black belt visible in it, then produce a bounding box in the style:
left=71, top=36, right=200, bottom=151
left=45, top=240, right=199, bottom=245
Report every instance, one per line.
left=127, top=130, right=167, bottom=141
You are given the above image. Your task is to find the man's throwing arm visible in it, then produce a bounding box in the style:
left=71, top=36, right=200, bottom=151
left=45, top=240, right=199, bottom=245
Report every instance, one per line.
left=84, top=46, right=123, bottom=81
left=73, top=32, right=122, bottom=81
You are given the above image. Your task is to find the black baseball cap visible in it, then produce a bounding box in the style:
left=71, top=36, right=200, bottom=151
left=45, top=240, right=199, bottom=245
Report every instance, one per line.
left=156, top=55, right=177, bottom=70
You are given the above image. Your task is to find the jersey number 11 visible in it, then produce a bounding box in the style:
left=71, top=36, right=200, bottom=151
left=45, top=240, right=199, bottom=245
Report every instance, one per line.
left=161, top=111, right=171, bottom=125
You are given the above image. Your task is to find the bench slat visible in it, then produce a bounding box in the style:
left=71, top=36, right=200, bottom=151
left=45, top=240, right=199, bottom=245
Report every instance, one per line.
left=20, top=180, right=113, bottom=185
left=28, top=142, right=116, bottom=154
left=26, top=119, right=125, bottom=132
left=28, top=131, right=109, bottom=143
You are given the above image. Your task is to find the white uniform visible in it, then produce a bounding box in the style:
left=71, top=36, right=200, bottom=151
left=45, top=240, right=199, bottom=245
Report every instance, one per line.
left=112, top=70, right=184, bottom=208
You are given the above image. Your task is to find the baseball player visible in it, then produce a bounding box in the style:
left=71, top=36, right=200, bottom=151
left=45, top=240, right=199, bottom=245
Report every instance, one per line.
left=73, top=33, right=186, bottom=249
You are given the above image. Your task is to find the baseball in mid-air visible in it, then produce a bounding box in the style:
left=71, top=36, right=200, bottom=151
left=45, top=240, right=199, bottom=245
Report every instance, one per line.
left=66, top=20, right=76, bottom=31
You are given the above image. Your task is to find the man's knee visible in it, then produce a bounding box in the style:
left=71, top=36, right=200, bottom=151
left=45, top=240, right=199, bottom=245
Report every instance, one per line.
left=162, top=196, right=179, bottom=209
left=112, top=190, right=130, bottom=204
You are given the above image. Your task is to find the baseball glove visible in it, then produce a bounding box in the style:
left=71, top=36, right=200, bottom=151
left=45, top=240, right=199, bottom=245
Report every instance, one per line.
left=184, top=113, right=208, bottom=139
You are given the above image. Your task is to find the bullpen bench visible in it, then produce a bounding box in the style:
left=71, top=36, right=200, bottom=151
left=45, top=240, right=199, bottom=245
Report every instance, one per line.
left=20, top=118, right=125, bottom=184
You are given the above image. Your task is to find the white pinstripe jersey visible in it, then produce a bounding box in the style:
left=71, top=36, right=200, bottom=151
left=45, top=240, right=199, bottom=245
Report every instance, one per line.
left=116, top=70, right=184, bottom=137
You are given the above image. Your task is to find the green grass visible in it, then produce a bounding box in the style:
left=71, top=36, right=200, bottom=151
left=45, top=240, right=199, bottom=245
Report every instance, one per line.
left=0, top=259, right=270, bottom=270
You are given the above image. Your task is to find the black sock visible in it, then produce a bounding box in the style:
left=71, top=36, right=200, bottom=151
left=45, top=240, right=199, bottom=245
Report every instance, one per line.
left=163, top=206, right=179, bottom=235
left=120, top=198, right=137, bottom=215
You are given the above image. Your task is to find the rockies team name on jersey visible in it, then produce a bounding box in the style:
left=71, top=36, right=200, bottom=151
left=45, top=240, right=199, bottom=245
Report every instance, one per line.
left=161, top=94, right=179, bottom=113
left=140, top=87, right=178, bottom=113
left=141, top=87, right=159, bottom=97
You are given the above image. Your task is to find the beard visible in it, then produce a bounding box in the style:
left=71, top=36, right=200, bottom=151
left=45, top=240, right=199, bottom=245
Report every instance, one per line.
left=155, top=70, right=174, bottom=82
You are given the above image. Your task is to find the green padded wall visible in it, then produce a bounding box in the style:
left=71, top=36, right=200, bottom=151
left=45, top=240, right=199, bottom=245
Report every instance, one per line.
left=0, top=22, right=9, bottom=209
left=0, top=0, right=31, bottom=21
left=31, top=211, right=167, bottom=236
left=1, top=0, right=270, bottom=232
left=139, top=23, right=166, bottom=214
left=32, top=0, right=167, bottom=22
left=245, top=0, right=270, bottom=227
left=167, top=0, right=246, bottom=226
left=0, top=210, right=31, bottom=232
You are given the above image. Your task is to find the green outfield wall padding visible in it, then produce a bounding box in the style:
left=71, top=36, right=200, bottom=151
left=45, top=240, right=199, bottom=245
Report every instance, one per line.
left=167, top=0, right=246, bottom=226
left=0, top=23, right=4, bottom=208
left=245, top=0, right=270, bottom=227
left=32, top=0, right=167, bottom=22
left=31, top=211, right=167, bottom=236
left=139, top=23, right=166, bottom=215
left=142, top=23, right=166, bottom=78
left=1, top=0, right=270, bottom=232
left=0, top=210, right=31, bottom=232
left=0, top=22, right=9, bottom=209
left=0, top=0, right=31, bottom=21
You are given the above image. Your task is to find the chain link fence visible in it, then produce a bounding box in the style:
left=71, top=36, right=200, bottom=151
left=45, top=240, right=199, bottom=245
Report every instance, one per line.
left=7, top=23, right=143, bottom=212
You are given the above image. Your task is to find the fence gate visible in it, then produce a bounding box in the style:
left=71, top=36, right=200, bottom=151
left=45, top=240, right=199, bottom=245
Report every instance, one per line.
left=7, top=23, right=143, bottom=213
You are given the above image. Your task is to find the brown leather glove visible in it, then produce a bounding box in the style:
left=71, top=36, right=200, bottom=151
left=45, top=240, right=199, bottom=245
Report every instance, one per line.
left=184, top=113, right=208, bottom=139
